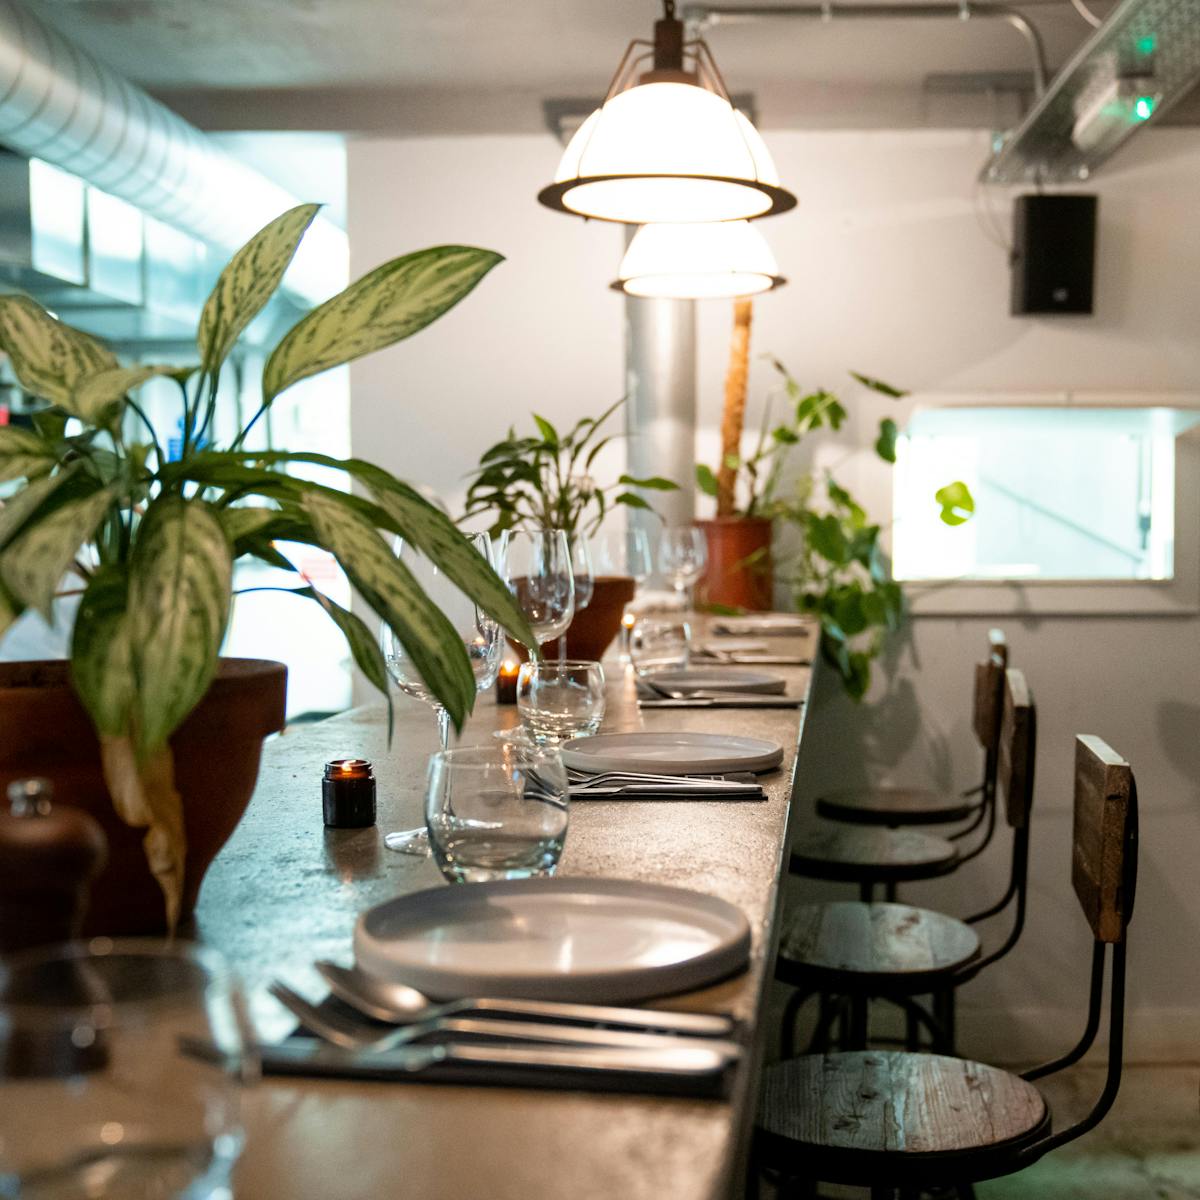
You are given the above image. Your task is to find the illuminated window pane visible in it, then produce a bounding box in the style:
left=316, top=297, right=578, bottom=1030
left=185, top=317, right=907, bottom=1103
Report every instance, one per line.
left=893, top=407, right=1197, bottom=582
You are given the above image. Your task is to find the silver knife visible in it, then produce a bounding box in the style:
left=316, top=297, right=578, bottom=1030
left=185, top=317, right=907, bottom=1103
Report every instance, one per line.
left=640, top=696, right=803, bottom=708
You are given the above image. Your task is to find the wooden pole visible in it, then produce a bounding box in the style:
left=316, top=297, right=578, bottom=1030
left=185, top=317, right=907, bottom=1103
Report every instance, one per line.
left=716, top=297, right=753, bottom=518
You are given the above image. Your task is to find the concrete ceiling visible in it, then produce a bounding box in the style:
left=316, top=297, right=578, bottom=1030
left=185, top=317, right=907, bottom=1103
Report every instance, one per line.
left=26, top=0, right=1127, bottom=133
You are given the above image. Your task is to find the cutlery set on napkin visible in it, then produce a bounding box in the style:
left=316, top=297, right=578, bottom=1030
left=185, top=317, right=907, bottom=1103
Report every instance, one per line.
left=254, top=961, right=742, bottom=1097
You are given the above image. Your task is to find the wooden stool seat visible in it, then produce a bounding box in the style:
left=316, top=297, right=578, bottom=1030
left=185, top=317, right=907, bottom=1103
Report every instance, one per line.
left=756, top=1051, right=1049, bottom=1187
left=817, top=786, right=976, bottom=827
left=791, top=825, right=958, bottom=884
left=777, top=901, right=980, bottom=991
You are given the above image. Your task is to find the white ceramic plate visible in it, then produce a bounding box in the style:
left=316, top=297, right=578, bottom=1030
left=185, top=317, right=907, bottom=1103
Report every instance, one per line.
left=711, top=614, right=813, bottom=637
left=560, top=731, right=784, bottom=776
left=649, top=668, right=787, bottom=695
left=354, top=878, right=752, bottom=1002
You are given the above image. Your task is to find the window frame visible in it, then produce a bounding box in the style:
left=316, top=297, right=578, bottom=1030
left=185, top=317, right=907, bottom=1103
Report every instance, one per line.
left=882, top=390, right=1200, bottom=618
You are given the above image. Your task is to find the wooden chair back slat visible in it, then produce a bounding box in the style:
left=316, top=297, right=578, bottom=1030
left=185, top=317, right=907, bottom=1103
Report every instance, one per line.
left=971, top=629, right=1009, bottom=752
left=1072, top=735, right=1136, bottom=943
left=997, top=668, right=1035, bottom=829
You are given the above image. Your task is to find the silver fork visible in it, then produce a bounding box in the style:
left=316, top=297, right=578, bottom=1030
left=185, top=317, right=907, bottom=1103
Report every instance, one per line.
left=269, top=982, right=742, bottom=1059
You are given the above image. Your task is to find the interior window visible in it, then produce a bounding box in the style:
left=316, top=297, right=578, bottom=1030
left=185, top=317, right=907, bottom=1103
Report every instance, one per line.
left=892, top=406, right=1199, bottom=583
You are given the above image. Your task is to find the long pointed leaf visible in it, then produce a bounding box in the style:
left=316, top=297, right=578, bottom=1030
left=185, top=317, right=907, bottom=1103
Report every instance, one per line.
left=0, top=468, right=78, bottom=550
left=1, top=486, right=114, bottom=617
left=301, top=490, right=475, bottom=729
left=170, top=449, right=538, bottom=650
left=74, top=365, right=190, bottom=428
left=129, top=496, right=232, bottom=753
left=262, top=245, right=503, bottom=403
left=99, top=736, right=186, bottom=932
left=0, top=296, right=118, bottom=419
left=0, top=578, right=21, bottom=642
left=0, top=426, right=57, bottom=482
left=199, top=203, right=322, bottom=375
left=71, top=565, right=135, bottom=735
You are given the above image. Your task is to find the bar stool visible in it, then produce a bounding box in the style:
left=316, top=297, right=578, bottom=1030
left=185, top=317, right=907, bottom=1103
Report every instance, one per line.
left=754, top=733, right=1137, bottom=1199
left=791, top=632, right=1009, bottom=902
left=814, top=628, right=1008, bottom=830
left=775, top=668, right=1035, bottom=1057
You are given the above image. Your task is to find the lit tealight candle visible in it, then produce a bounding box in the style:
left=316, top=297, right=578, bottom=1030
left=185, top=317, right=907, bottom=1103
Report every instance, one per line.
left=322, top=758, right=376, bottom=828
left=620, top=611, right=637, bottom=661
left=496, top=659, right=520, bottom=705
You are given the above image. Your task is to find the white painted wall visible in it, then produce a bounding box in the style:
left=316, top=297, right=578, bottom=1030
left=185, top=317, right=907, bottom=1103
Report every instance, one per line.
left=348, top=127, right=1200, bottom=1061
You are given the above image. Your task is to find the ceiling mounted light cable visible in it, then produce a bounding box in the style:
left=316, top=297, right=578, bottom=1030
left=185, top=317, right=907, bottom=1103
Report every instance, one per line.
left=613, top=221, right=786, bottom=297
left=538, top=0, right=796, bottom=224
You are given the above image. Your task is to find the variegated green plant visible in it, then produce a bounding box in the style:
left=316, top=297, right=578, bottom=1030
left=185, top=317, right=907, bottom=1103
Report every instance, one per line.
left=0, top=204, right=536, bottom=929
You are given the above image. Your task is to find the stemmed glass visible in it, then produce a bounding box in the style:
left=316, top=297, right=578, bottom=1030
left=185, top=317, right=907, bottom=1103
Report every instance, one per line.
left=557, top=535, right=593, bottom=663
left=381, top=531, right=504, bottom=855
left=660, top=526, right=708, bottom=611
left=591, top=528, right=652, bottom=592
left=504, top=529, right=576, bottom=653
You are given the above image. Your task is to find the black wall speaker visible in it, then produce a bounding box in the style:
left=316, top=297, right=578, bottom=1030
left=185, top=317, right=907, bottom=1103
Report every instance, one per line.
left=1010, top=194, right=1098, bottom=316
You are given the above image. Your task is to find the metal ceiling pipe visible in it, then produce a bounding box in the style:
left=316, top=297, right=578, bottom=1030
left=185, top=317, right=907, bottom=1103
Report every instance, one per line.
left=684, top=2, right=1049, bottom=95
left=624, top=294, right=698, bottom=549
left=0, top=0, right=343, bottom=300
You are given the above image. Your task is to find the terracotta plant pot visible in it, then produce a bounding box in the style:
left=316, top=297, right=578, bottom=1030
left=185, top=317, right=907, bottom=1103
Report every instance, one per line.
left=697, top=517, right=774, bottom=611
left=545, top=576, right=636, bottom=662
left=0, top=658, right=287, bottom=935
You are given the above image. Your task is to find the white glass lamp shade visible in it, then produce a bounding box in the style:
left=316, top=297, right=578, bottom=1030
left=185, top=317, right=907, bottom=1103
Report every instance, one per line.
left=539, top=83, right=796, bottom=224
left=615, top=221, right=785, bottom=299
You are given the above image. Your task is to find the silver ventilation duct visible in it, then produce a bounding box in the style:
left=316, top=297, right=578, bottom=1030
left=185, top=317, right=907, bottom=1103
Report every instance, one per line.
left=0, top=0, right=344, bottom=303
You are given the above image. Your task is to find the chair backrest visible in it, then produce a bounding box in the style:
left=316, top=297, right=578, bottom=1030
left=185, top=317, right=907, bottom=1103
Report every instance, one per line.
left=1072, top=735, right=1138, bottom=943
left=971, top=628, right=1009, bottom=753
left=997, top=668, right=1036, bottom=829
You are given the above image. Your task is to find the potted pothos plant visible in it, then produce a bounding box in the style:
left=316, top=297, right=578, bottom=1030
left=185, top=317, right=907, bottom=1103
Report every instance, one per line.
left=463, top=399, right=676, bottom=660
left=702, top=356, right=974, bottom=699
left=0, top=203, right=535, bottom=933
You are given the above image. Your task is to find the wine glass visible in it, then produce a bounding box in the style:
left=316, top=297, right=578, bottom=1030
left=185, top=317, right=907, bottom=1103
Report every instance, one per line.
left=503, top=529, right=575, bottom=652
left=381, top=531, right=503, bottom=855
left=591, top=528, right=652, bottom=591
left=557, top=535, right=594, bottom=664
left=660, top=526, right=708, bottom=610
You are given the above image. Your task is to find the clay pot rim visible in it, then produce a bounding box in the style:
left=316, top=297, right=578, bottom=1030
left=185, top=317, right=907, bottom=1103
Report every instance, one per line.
left=0, top=657, right=287, bottom=694
left=695, top=515, right=774, bottom=528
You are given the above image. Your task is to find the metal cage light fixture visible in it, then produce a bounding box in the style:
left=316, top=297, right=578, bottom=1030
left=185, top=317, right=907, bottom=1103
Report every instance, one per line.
left=538, top=0, right=797, bottom=224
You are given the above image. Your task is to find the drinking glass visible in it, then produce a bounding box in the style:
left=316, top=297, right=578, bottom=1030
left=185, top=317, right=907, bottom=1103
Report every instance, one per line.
left=660, top=526, right=708, bottom=610
left=0, top=939, right=254, bottom=1200
left=555, top=535, right=594, bottom=665
left=381, top=531, right=503, bottom=855
left=590, top=528, right=652, bottom=590
left=631, top=618, right=693, bottom=675
left=503, top=530, right=575, bottom=651
left=517, top=660, right=606, bottom=744
left=425, top=742, right=570, bottom=883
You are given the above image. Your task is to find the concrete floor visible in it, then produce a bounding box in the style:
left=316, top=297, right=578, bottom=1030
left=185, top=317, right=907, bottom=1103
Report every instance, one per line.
left=977, top=1064, right=1200, bottom=1200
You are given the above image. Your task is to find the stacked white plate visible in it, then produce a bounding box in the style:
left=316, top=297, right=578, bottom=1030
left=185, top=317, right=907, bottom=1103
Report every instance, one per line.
left=354, top=878, right=753, bottom=1002
left=560, top=731, right=784, bottom=776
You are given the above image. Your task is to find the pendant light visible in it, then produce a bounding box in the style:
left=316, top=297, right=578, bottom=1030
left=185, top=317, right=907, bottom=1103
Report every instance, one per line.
left=538, top=1, right=796, bottom=225
left=613, top=221, right=786, bottom=298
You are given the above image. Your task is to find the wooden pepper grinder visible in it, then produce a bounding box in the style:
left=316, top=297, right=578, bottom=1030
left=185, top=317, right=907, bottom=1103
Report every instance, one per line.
left=0, top=778, right=108, bottom=954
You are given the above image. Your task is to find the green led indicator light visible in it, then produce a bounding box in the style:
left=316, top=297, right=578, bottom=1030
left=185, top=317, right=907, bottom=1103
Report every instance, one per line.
left=1136, top=34, right=1157, bottom=54
left=1134, top=95, right=1156, bottom=120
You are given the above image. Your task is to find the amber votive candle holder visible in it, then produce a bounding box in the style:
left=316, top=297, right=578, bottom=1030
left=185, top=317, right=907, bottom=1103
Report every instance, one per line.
left=496, top=659, right=520, bottom=705
left=322, top=759, right=376, bottom=828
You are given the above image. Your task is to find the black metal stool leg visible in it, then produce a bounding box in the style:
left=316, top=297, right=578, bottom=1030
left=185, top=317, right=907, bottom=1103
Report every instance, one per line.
left=859, top=881, right=876, bottom=902
left=884, top=880, right=898, bottom=902
left=847, top=993, right=869, bottom=1049
left=781, top=987, right=813, bottom=1059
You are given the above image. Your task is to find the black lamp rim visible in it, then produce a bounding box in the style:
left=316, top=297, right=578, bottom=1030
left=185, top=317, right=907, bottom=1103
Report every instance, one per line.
left=538, top=175, right=798, bottom=222
left=609, top=272, right=788, bottom=296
